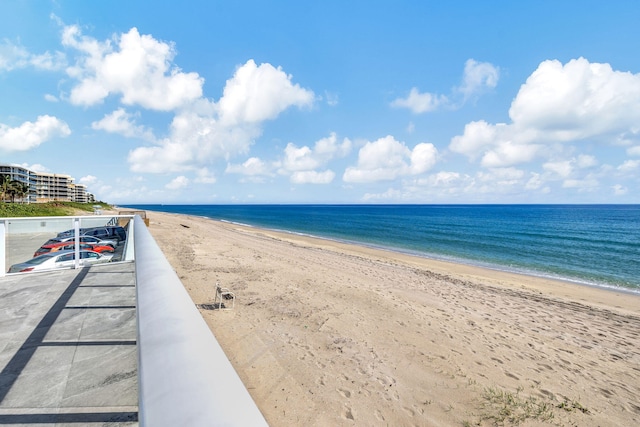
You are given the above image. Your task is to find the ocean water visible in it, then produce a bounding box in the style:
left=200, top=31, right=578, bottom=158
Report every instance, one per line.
left=127, top=204, right=640, bottom=293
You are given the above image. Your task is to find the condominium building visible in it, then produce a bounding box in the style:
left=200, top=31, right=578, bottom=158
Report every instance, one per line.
left=0, top=164, right=37, bottom=203
left=1, top=163, right=94, bottom=203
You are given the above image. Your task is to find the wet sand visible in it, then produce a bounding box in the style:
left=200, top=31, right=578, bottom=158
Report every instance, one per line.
left=143, top=210, right=640, bottom=426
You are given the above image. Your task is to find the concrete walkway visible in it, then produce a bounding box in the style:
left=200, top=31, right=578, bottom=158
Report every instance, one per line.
left=0, top=263, right=138, bottom=426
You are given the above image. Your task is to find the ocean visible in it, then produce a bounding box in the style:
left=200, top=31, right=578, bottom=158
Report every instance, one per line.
left=127, top=204, right=640, bottom=293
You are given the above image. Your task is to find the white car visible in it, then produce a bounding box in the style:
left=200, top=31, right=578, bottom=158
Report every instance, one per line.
left=8, top=250, right=113, bottom=273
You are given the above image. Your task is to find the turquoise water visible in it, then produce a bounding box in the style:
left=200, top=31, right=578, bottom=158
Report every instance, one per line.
left=128, top=204, right=640, bottom=293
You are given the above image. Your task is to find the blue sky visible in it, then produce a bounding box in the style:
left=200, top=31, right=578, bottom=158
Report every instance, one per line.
left=1, top=1, right=639, bottom=204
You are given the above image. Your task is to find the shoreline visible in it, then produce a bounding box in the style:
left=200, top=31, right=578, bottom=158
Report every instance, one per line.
left=221, top=217, right=640, bottom=297
left=142, top=210, right=640, bottom=426
left=127, top=205, right=640, bottom=295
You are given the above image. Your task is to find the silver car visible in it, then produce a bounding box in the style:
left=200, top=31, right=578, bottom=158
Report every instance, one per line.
left=42, top=235, right=117, bottom=248
left=8, top=250, right=113, bottom=273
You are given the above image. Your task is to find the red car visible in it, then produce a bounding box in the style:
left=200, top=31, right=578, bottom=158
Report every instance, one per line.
left=33, top=241, right=116, bottom=258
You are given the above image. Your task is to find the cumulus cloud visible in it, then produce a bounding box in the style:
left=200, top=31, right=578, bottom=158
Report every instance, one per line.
left=21, top=163, right=49, bottom=172
left=128, top=60, right=315, bottom=173
left=194, top=168, right=216, bottom=184
left=450, top=57, right=640, bottom=168
left=0, top=39, right=66, bottom=71
left=226, top=157, right=273, bottom=176
left=0, top=115, right=71, bottom=151
left=165, top=175, right=189, bottom=190
left=218, top=59, right=315, bottom=125
left=612, top=184, right=627, bottom=195
left=290, top=170, right=335, bottom=184
left=343, top=135, right=437, bottom=183
left=617, top=159, right=640, bottom=172
left=63, top=26, right=203, bottom=110
left=276, top=133, right=351, bottom=184
left=391, top=59, right=499, bottom=113
left=79, top=175, right=98, bottom=185
left=455, top=59, right=500, bottom=100
left=390, top=88, right=448, bottom=114
left=91, top=108, right=155, bottom=140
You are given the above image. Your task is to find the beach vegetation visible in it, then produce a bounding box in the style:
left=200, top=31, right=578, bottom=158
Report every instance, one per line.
left=0, top=201, right=112, bottom=218
left=477, top=386, right=555, bottom=425
left=469, top=386, right=591, bottom=426
left=556, top=398, right=589, bottom=414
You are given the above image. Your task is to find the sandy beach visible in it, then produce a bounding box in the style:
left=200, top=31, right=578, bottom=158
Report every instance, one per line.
left=143, top=210, right=640, bottom=426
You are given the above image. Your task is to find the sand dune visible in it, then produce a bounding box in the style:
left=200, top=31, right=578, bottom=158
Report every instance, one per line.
left=145, top=210, right=640, bottom=426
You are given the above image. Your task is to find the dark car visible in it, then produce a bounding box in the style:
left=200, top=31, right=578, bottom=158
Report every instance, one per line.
left=43, top=235, right=117, bottom=248
left=57, top=226, right=127, bottom=243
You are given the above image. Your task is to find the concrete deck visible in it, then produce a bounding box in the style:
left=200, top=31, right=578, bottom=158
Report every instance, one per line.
left=0, top=263, right=138, bottom=426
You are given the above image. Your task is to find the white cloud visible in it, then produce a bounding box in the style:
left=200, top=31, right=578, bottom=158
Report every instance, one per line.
left=362, top=188, right=404, bottom=201
left=343, top=135, right=438, bottom=183
left=194, top=168, right=216, bottom=184
left=290, top=170, right=335, bottom=184
left=544, top=160, right=574, bottom=178
left=391, top=59, right=499, bottom=113
left=456, top=59, right=500, bottom=100
left=128, top=60, right=315, bottom=173
left=617, top=159, right=640, bottom=172
left=226, top=157, right=273, bottom=176
left=543, top=155, right=600, bottom=179
left=390, top=87, right=447, bottom=114
left=0, top=39, right=66, bottom=71
left=283, top=144, right=319, bottom=171
left=92, top=108, right=154, bottom=140
left=0, top=115, right=71, bottom=151
left=128, top=136, right=197, bottom=173
left=79, top=175, right=98, bottom=184
left=165, top=175, right=189, bottom=190
left=509, top=58, right=640, bottom=139
left=218, top=59, right=314, bottom=125
left=324, top=91, right=339, bottom=106
left=44, top=94, right=59, bottom=102
left=63, top=26, right=203, bottom=110
left=628, top=145, right=640, bottom=156
left=525, top=172, right=544, bottom=190
left=450, top=57, right=640, bottom=168
left=277, top=133, right=350, bottom=184
left=313, top=132, right=351, bottom=159
left=612, top=184, right=628, bottom=195
left=562, top=177, right=599, bottom=190
left=22, top=163, right=49, bottom=172
left=576, top=154, right=598, bottom=168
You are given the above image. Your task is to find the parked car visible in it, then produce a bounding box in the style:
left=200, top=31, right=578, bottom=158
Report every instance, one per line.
left=42, top=235, right=117, bottom=248
left=57, top=226, right=127, bottom=243
left=34, top=241, right=116, bottom=258
left=8, top=250, right=113, bottom=273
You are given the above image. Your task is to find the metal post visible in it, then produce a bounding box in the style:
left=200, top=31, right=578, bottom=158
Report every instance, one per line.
left=0, top=220, right=6, bottom=277
left=74, top=218, right=80, bottom=269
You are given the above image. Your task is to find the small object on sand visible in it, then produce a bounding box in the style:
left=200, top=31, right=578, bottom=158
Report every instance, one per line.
left=180, top=224, right=190, bottom=228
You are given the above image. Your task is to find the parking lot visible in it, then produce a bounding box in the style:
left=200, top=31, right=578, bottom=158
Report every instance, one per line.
left=5, top=230, right=127, bottom=273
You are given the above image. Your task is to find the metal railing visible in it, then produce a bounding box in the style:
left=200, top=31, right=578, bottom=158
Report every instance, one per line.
left=1, top=214, right=133, bottom=275
left=133, top=215, right=268, bottom=426
left=0, top=214, right=268, bottom=425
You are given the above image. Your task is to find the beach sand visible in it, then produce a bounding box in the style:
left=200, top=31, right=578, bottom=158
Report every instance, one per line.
left=143, top=210, right=640, bottom=426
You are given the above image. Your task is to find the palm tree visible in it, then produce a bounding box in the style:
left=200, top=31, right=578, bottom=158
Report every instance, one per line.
left=0, top=174, right=12, bottom=202
left=13, top=181, right=31, bottom=203
left=0, top=175, right=32, bottom=203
